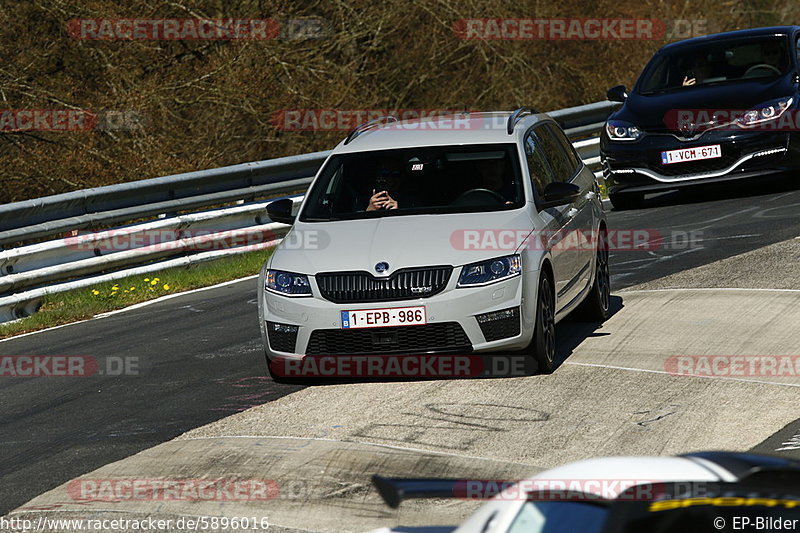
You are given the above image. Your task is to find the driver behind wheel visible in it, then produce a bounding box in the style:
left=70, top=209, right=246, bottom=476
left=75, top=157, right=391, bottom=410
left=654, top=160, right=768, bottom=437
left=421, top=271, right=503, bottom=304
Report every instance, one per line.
left=759, top=41, right=784, bottom=70
left=476, top=158, right=515, bottom=204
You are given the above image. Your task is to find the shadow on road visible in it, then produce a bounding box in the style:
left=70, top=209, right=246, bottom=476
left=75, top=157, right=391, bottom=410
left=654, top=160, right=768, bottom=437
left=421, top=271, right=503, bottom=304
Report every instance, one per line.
left=552, top=295, right=624, bottom=371
left=613, top=172, right=800, bottom=212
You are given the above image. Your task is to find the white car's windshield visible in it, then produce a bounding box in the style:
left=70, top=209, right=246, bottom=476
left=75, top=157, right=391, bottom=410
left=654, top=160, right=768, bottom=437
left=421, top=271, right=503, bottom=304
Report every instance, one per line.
left=299, top=144, right=524, bottom=221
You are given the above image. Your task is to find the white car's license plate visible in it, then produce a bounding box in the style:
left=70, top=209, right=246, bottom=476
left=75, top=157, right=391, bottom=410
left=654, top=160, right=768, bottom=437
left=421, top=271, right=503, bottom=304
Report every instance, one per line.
left=661, top=144, right=722, bottom=165
left=341, top=306, right=426, bottom=329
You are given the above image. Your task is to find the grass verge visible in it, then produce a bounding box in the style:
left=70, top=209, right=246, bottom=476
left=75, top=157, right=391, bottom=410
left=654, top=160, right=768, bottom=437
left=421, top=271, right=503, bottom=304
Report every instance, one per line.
left=0, top=248, right=274, bottom=340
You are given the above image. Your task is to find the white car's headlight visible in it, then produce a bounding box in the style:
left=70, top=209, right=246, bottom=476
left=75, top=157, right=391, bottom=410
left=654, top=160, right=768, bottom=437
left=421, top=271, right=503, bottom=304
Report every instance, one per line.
left=457, top=255, right=521, bottom=287
left=736, top=96, right=793, bottom=127
left=265, top=269, right=312, bottom=296
left=605, top=120, right=643, bottom=141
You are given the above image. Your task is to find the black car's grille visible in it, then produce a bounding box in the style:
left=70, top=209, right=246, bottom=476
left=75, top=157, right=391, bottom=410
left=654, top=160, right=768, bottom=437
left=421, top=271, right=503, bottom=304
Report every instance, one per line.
left=477, top=308, right=521, bottom=342
left=316, top=266, right=452, bottom=303
left=306, top=322, right=470, bottom=355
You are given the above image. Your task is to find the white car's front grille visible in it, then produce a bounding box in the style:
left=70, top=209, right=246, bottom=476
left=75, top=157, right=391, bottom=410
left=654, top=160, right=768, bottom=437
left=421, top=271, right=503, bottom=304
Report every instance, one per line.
left=315, top=266, right=452, bottom=303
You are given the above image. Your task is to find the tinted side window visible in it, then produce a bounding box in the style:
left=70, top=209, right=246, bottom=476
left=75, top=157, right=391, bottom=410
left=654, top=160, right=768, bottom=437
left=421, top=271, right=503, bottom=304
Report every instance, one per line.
left=523, top=130, right=556, bottom=199
left=795, top=35, right=800, bottom=65
left=538, top=124, right=576, bottom=182
left=545, top=123, right=581, bottom=174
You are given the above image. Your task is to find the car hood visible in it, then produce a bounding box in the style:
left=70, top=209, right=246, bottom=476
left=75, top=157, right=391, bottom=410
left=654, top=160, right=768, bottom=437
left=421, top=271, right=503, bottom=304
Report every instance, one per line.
left=270, top=209, right=535, bottom=276
left=612, top=76, right=795, bottom=132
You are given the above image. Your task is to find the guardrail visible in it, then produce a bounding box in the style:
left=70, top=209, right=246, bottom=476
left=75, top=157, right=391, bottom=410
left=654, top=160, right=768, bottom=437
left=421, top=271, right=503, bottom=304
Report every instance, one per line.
left=0, top=100, right=619, bottom=323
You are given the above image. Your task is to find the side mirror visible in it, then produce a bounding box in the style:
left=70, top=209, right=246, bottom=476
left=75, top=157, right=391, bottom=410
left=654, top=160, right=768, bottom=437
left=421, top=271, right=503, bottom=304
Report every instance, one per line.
left=607, top=85, right=628, bottom=102
left=540, top=182, right=580, bottom=208
left=266, top=198, right=296, bottom=225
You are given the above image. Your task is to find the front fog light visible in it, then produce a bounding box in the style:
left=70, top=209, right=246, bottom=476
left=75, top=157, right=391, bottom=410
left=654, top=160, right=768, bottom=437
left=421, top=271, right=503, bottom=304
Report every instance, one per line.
left=266, top=321, right=299, bottom=353
left=476, top=307, right=521, bottom=342
left=270, top=322, right=299, bottom=333
left=476, top=307, right=519, bottom=324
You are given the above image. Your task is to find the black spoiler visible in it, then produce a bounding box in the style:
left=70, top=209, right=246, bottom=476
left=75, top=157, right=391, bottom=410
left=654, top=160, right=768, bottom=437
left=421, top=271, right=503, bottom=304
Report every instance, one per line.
left=372, top=476, right=463, bottom=509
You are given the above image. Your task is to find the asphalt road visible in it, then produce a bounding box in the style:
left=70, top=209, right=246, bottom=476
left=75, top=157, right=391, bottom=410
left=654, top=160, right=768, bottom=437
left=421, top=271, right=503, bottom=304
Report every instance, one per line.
left=1, top=175, right=799, bottom=515
left=607, top=174, right=800, bottom=288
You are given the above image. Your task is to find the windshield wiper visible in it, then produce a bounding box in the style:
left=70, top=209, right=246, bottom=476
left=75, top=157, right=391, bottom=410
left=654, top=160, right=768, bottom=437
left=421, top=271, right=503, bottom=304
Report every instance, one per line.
left=302, top=216, right=340, bottom=222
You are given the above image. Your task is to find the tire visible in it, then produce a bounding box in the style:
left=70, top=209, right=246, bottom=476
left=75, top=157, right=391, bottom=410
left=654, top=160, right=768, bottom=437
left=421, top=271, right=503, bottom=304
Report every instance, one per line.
left=527, top=273, right=556, bottom=374
left=574, top=229, right=611, bottom=322
left=609, top=191, right=643, bottom=210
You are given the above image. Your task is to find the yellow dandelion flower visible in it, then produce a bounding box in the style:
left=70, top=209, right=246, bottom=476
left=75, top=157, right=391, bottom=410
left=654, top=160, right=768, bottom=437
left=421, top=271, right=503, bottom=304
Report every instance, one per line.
left=153, top=277, right=160, bottom=282
left=91, top=289, right=99, bottom=295
left=111, top=285, right=120, bottom=290
left=144, top=278, right=150, bottom=282
left=129, top=286, right=136, bottom=291
left=150, top=280, right=157, bottom=286
left=163, top=284, right=170, bottom=291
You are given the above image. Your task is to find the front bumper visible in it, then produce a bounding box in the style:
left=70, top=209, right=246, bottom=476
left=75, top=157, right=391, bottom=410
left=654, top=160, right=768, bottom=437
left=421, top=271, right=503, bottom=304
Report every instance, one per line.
left=601, top=130, right=799, bottom=194
left=260, top=271, right=537, bottom=360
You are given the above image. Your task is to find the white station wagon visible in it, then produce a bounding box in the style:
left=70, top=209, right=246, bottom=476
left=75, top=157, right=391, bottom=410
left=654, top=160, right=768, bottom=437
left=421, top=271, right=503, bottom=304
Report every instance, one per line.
left=258, top=108, right=609, bottom=378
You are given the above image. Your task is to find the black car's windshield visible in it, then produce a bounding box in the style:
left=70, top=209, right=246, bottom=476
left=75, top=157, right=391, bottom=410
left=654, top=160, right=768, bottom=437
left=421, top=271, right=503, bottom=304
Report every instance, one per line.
left=638, top=36, right=791, bottom=94
left=299, top=144, right=524, bottom=221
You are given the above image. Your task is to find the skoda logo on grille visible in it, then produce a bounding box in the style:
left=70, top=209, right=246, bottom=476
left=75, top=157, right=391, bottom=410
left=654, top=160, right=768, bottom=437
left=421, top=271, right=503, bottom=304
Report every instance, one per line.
left=374, top=261, right=389, bottom=274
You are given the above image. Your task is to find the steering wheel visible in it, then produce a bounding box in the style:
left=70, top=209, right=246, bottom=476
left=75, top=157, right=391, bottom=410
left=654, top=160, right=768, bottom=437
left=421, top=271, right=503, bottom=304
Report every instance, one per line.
left=451, top=188, right=507, bottom=206
left=744, top=63, right=781, bottom=77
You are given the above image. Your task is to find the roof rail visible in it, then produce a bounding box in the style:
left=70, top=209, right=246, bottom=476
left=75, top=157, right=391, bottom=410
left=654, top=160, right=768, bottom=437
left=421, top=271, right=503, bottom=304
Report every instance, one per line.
left=343, top=115, right=399, bottom=145
left=507, top=106, right=539, bottom=134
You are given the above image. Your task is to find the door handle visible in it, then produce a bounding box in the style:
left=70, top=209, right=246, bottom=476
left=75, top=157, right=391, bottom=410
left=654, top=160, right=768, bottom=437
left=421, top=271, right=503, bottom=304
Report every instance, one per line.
left=567, top=207, right=579, bottom=218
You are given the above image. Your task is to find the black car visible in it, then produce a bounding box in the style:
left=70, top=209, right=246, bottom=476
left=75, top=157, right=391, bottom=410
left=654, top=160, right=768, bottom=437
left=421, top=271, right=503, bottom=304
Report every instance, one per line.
left=601, top=26, right=800, bottom=209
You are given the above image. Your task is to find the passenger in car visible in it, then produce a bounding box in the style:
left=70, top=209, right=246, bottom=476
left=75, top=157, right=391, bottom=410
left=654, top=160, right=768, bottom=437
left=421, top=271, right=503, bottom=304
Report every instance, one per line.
left=366, top=160, right=407, bottom=211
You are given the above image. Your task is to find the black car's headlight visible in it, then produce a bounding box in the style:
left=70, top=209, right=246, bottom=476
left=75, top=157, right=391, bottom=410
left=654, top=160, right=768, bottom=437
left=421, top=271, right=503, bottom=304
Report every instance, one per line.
left=605, top=120, right=643, bottom=141
left=265, top=269, right=312, bottom=296
left=458, top=255, right=521, bottom=287
left=736, top=96, right=793, bottom=128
